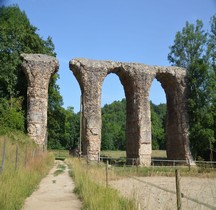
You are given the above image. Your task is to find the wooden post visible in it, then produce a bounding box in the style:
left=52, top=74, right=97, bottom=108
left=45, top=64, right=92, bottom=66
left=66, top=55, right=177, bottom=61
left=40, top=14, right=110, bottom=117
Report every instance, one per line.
left=25, top=145, right=28, bottom=168
left=0, top=137, right=7, bottom=174
left=15, top=144, right=19, bottom=170
left=175, top=169, right=182, bottom=210
left=106, top=160, right=109, bottom=187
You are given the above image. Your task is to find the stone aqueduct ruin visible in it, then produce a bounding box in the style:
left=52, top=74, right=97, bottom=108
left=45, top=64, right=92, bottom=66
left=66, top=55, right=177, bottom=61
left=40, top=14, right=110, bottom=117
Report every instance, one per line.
left=21, top=54, right=194, bottom=166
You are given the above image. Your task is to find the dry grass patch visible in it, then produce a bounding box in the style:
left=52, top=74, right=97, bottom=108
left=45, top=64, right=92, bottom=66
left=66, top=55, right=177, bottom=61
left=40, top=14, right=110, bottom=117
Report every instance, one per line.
left=67, top=158, right=138, bottom=210
left=0, top=134, right=54, bottom=210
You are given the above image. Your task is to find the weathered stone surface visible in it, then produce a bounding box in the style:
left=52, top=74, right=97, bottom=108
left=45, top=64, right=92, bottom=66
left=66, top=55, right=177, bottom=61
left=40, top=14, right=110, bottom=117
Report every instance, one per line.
left=70, top=58, right=194, bottom=166
left=21, top=54, right=59, bottom=148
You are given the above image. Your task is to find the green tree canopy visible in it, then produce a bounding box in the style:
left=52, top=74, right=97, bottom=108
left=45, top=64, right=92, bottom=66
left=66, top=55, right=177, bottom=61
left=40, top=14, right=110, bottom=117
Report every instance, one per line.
left=101, top=99, right=166, bottom=151
left=0, top=5, right=55, bottom=101
left=168, top=16, right=216, bottom=160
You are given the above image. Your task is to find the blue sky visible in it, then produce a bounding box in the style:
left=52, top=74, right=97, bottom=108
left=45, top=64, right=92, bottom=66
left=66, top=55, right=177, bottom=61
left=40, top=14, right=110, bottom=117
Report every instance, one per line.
left=2, top=0, right=216, bottom=112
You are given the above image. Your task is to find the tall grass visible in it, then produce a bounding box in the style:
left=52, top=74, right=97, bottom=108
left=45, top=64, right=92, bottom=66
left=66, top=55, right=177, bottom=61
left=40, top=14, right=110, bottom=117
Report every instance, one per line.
left=0, top=134, right=54, bottom=210
left=67, top=158, right=138, bottom=210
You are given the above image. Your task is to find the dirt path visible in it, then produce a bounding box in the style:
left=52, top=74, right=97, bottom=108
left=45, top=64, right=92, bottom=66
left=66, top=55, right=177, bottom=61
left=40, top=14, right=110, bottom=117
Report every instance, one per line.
left=22, top=161, right=82, bottom=210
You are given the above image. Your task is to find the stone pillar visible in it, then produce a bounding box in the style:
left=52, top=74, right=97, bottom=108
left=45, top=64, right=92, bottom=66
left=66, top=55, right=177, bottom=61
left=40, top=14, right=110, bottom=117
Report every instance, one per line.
left=120, top=64, right=154, bottom=166
left=70, top=59, right=105, bottom=162
left=21, top=54, right=59, bottom=148
left=82, top=84, right=102, bottom=161
left=125, top=90, right=152, bottom=166
left=156, top=66, right=194, bottom=163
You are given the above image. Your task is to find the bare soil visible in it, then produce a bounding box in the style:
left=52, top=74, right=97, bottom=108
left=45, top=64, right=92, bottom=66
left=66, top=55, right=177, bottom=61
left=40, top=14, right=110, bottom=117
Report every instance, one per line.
left=22, top=161, right=82, bottom=210
left=110, top=176, right=216, bottom=210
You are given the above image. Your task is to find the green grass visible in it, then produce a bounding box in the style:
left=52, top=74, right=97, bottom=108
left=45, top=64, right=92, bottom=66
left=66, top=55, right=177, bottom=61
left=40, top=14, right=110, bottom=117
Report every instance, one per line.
left=101, top=150, right=126, bottom=159
left=51, top=149, right=167, bottom=161
left=112, top=164, right=216, bottom=178
left=67, top=158, right=138, bottom=210
left=54, top=163, right=66, bottom=176
left=0, top=134, right=54, bottom=210
left=100, top=150, right=167, bottom=159
left=151, top=150, right=167, bottom=158
left=51, top=149, right=69, bottom=160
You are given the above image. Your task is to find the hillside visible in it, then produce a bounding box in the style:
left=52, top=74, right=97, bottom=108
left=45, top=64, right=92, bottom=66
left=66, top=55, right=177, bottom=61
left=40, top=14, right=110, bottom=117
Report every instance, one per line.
left=101, top=99, right=166, bottom=150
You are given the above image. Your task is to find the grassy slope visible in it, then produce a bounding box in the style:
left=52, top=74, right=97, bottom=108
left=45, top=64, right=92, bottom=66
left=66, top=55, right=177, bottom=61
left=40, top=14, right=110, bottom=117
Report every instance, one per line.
left=0, top=134, right=54, bottom=210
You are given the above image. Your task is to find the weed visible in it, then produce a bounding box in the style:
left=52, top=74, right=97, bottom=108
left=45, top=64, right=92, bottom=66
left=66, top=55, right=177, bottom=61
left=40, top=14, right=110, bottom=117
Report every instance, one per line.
left=53, top=163, right=66, bottom=176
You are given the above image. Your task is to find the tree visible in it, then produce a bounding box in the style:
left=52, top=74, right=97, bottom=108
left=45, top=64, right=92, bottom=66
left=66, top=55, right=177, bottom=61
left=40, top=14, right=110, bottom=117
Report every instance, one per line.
left=0, top=5, right=73, bottom=150
left=168, top=17, right=216, bottom=160
left=0, top=6, right=55, bottom=102
left=150, top=102, right=166, bottom=150
left=101, top=99, right=126, bottom=150
left=0, top=97, right=25, bottom=132
left=101, top=99, right=166, bottom=151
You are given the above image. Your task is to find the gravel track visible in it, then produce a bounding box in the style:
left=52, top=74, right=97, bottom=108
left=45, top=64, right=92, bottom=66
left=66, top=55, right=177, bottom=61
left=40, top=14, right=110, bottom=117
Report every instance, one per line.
left=22, top=161, right=82, bottom=210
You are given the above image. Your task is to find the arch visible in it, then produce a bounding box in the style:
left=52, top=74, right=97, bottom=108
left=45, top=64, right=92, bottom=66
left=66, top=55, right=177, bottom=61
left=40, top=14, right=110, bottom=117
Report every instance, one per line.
left=69, top=59, right=193, bottom=165
left=22, top=55, right=193, bottom=166
left=70, top=59, right=155, bottom=165
left=101, top=73, right=126, bottom=151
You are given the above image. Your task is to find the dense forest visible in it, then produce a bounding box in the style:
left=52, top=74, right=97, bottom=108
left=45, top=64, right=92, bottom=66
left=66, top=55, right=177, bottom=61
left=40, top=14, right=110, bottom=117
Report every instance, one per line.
left=101, top=99, right=166, bottom=151
left=0, top=5, right=215, bottom=160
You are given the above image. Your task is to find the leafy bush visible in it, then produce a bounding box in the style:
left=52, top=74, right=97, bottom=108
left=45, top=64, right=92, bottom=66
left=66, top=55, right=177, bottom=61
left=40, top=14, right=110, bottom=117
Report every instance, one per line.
left=0, top=98, right=25, bottom=132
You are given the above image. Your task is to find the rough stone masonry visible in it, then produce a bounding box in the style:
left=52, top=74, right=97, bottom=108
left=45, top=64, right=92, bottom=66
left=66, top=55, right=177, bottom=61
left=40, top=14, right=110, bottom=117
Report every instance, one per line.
left=69, top=58, right=194, bottom=166
left=21, top=54, right=59, bottom=149
left=21, top=54, right=193, bottom=165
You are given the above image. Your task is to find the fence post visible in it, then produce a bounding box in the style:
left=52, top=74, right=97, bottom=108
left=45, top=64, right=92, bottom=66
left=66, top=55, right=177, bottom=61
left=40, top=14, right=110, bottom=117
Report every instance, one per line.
left=15, top=144, right=19, bottom=170
left=136, top=158, right=139, bottom=174
left=106, top=160, right=109, bottom=188
left=0, top=137, right=7, bottom=174
left=175, top=169, right=182, bottom=210
left=25, top=145, right=28, bottom=168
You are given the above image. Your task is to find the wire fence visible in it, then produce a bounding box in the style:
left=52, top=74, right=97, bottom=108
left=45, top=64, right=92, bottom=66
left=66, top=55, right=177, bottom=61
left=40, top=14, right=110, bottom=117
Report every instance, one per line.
left=97, top=156, right=216, bottom=210
left=99, top=155, right=216, bottom=169
left=0, top=137, right=44, bottom=174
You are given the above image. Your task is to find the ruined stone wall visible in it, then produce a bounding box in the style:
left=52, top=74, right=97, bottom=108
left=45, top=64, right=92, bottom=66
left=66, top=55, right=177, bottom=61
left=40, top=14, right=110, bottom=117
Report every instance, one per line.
left=70, top=58, right=193, bottom=165
left=21, top=54, right=59, bottom=148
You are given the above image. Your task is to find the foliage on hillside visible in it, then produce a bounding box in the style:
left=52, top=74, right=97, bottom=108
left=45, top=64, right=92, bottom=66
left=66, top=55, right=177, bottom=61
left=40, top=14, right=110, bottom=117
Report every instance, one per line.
left=0, top=5, right=78, bottom=150
left=48, top=106, right=80, bottom=149
left=0, top=98, right=25, bottom=133
left=102, top=99, right=126, bottom=150
left=101, top=99, right=166, bottom=151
